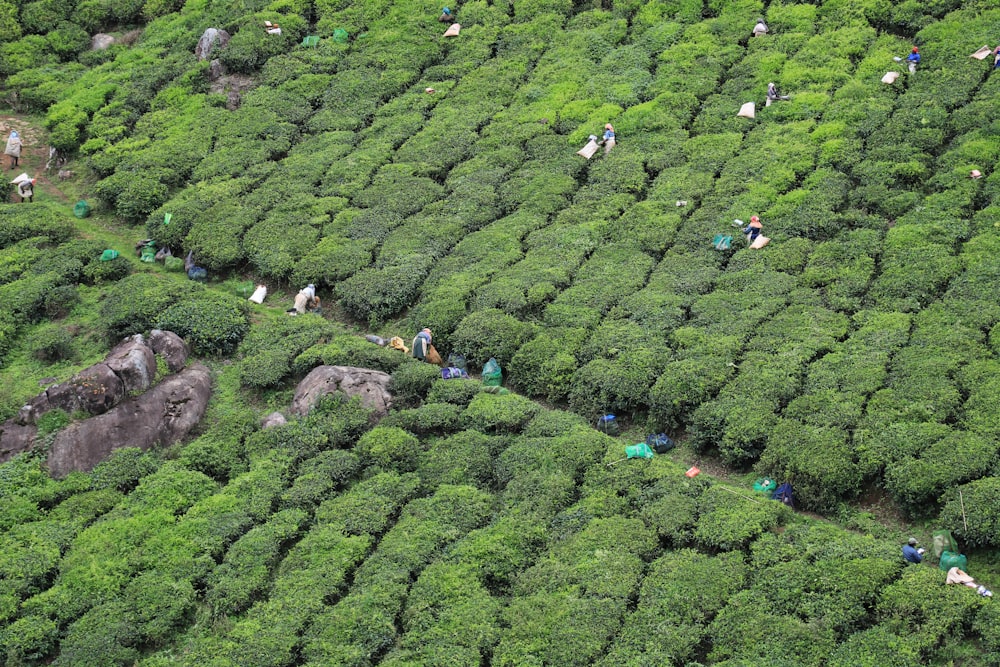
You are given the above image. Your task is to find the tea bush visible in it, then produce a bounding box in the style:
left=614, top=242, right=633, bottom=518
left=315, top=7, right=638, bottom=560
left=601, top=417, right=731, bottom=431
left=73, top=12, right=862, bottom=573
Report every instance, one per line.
left=155, top=291, right=250, bottom=356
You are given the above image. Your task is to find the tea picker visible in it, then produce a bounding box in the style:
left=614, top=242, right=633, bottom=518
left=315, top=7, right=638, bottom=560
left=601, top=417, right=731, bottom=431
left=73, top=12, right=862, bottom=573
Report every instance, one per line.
left=752, top=18, right=768, bottom=37
left=894, top=47, right=920, bottom=73
left=766, top=82, right=790, bottom=107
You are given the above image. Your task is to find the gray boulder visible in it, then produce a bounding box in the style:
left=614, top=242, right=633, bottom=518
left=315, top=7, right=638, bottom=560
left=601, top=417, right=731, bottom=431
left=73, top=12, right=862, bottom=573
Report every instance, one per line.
left=92, top=33, right=115, bottom=50
left=291, top=366, right=393, bottom=420
left=47, top=364, right=212, bottom=477
left=261, top=412, right=287, bottom=429
left=0, top=421, right=37, bottom=462
left=105, top=334, right=157, bottom=395
left=149, top=329, right=189, bottom=373
left=195, top=28, right=230, bottom=61
left=208, top=58, right=224, bottom=81
left=19, top=363, right=124, bottom=425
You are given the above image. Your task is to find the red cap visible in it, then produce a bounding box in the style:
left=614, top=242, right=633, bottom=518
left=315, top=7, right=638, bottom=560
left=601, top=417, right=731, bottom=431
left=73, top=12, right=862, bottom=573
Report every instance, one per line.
left=912, top=47, right=919, bottom=52
left=750, top=215, right=759, bottom=222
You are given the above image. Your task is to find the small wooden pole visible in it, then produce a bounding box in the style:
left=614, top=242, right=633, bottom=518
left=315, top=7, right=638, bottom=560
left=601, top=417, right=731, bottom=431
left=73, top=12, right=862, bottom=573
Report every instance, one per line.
left=959, top=489, right=968, bottom=532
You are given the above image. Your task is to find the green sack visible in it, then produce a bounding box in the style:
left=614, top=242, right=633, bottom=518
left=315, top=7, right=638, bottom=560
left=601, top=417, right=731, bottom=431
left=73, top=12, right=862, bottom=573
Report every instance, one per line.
left=163, top=212, right=172, bottom=225
left=939, top=551, right=968, bottom=572
left=482, top=357, right=502, bottom=387
left=164, top=256, right=185, bottom=272
left=100, top=249, right=119, bottom=262
left=713, top=234, right=732, bottom=250
left=140, top=246, right=156, bottom=262
left=753, top=478, right=777, bottom=495
left=302, top=35, right=320, bottom=46
left=625, top=443, right=654, bottom=460
left=332, top=28, right=349, bottom=43
left=932, top=530, right=958, bottom=560
left=73, top=200, right=91, bottom=219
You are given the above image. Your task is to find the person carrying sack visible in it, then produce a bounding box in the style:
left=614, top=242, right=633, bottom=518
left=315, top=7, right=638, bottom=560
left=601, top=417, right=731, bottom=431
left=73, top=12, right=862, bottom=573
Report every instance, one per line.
left=5, top=130, right=22, bottom=170
left=438, top=7, right=452, bottom=22
left=752, top=18, right=768, bottom=37
left=16, top=177, right=34, bottom=203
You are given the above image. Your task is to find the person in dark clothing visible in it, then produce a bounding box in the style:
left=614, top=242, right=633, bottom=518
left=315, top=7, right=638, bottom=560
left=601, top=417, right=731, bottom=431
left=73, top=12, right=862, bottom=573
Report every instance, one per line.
left=902, top=537, right=925, bottom=564
left=766, top=82, right=790, bottom=106
left=743, top=215, right=762, bottom=241
left=438, top=6, right=452, bottom=22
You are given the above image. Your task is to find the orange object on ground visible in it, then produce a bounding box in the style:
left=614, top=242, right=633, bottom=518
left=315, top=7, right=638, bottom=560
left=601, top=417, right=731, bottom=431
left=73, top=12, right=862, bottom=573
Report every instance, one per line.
left=685, top=466, right=701, bottom=478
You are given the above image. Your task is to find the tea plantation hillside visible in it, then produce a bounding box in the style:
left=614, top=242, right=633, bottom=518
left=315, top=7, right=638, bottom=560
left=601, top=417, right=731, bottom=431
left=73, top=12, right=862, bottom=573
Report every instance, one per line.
left=2, top=0, right=1000, bottom=662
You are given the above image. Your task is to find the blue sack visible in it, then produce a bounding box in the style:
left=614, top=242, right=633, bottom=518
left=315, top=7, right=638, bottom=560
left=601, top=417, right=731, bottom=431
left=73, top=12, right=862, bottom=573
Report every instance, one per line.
left=646, top=433, right=674, bottom=454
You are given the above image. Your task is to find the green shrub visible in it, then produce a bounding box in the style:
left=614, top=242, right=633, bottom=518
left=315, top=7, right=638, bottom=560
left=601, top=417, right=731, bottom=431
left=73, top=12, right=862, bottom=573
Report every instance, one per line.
left=425, top=378, right=484, bottom=406
left=389, top=362, right=444, bottom=408
left=884, top=431, right=997, bottom=517
left=280, top=450, right=361, bottom=511
left=450, top=309, right=537, bottom=368
left=156, top=291, right=250, bottom=356
left=380, top=402, right=463, bottom=436
left=90, top=447, right=159, bottom=493
left=694, top=485, right=786, bottom=552
left=82, top=255, right=130, bottom=285
left=461, top=392, right=540, bottom=434
left=938, top=478, right=1000, bottom=548
left=355, top=426, right=421, bottom=472
left=29, top=325, right=74, bottom=362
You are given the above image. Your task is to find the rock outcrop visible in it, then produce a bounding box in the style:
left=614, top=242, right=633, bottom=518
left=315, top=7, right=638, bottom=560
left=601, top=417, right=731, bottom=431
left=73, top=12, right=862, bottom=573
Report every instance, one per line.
left=16, top=334, right=157, bottom=426
left=195, top=28, right=230, bottom=61
left=47, top=364, right=212, bottom=477
left=0, top=332, right=191, bottom=465
left=91, top=34, right=115, bottom=50
left=291, top=366, right=393, bottom=419
left=261, top=411, right=287, bottom=429
left=149, top=329, right=189, bottom=373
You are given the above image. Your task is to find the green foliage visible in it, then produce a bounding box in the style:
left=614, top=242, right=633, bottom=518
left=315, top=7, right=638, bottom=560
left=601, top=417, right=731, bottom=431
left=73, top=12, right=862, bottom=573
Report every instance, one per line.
left=450, top=308, right=537, bottom=368
left=389, top=362, right=445, bottom=408
left=90, top=447, right=158, bottom=493
left=461, top=392, right=540, bottom=434
left=155, top=291, right=250, bottom=356
left=355, top=426, right=421, bottom=472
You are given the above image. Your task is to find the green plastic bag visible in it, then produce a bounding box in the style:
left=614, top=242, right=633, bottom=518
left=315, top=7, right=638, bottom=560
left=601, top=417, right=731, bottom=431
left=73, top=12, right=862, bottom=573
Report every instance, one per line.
left=73, top=200, right=91, bottom=219
left=332, top=28, right=349, bottom=43
left=939, top=551, right=968, bottom=572
left=753, top=478, right=777, bottom=495
left=164, top=256, right=185, bottom=272
left=140, top=246, right=156, bottom=262
left=302, top=35, right=320, bottom=46
left=100, top=249, right=119, bottom=262
left=163, top=212, right=172, bottom=225
left=932, top=530, right=958, bottom=560
left=482, top=357, right=502, bottom=387
left=625, top=443, right=654, bottom=460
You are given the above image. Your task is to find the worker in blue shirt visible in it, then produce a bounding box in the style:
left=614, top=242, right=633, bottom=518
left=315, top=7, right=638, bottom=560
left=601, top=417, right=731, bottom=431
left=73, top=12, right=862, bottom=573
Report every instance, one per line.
left=906, top=47, right=920, bottom=73
left=902, top=537, right=925, bottom=564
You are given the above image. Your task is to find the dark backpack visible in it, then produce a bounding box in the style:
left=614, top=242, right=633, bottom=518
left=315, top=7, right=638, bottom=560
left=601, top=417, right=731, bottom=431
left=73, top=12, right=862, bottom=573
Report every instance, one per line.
left=771, top=482, right=794, bottom=507
left=646, top=433, right=674, bottom=454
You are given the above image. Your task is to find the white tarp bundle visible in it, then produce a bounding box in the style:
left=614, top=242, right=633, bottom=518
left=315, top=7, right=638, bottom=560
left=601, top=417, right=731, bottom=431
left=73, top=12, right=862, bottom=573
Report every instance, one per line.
left=737, top=102, right=755, bottom=118
left=443, top=23, right=460, bottom=37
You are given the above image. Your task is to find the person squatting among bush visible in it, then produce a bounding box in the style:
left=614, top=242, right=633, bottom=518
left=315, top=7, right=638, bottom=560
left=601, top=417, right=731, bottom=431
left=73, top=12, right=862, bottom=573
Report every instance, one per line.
left=600, top=123, right=616, bottom=154
left=902, top=537, right=925, bottom=564
left=743, top=215, right=763, bottom=241
left=752, top=18, right=768, bottom=37
left=766, top=82, right=789, bottom=106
